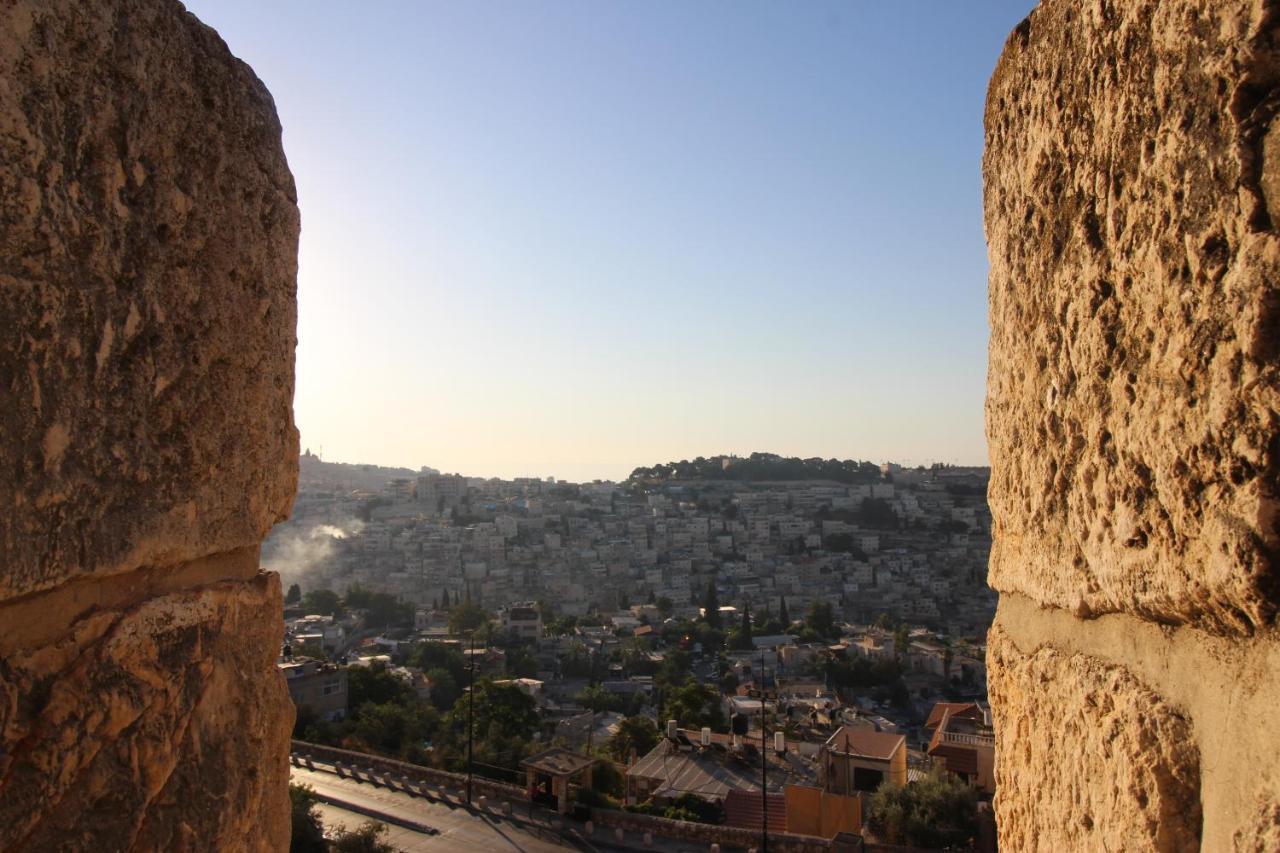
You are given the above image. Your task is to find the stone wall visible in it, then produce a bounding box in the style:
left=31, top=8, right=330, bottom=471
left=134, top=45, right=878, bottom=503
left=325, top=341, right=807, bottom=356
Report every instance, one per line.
left=0, top=1, right=298, bottom=850
left=984, top=0, right=1280, bottom=850
left=290, top=740, right=528, bottom=803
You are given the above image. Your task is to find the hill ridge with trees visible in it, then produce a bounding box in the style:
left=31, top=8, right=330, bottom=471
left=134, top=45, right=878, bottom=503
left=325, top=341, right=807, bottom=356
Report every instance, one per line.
left=627, top=452, right=884, bottom=485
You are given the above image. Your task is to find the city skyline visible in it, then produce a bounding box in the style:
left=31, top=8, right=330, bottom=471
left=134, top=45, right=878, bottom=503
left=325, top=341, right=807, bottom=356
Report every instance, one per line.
left=187, top=1, right=1035, bottom=481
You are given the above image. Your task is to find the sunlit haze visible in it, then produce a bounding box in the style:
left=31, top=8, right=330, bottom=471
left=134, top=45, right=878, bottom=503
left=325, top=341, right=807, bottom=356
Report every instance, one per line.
left=186, top=1, right=1034, bottom=481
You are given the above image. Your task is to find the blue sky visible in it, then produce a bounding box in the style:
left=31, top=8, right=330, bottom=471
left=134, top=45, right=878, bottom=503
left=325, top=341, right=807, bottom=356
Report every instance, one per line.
left=186, top=1, right=1035, bottom=481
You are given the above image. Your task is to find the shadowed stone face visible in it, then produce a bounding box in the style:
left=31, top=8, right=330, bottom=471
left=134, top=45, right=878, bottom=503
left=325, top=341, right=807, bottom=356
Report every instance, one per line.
left=0, top=1, right=298, bottom=850
left=0, top=0, right=299, bottom=600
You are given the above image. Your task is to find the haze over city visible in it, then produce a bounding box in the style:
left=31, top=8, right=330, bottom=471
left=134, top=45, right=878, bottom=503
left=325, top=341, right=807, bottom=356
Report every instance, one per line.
left=185, top=1, right=1033, bottom=481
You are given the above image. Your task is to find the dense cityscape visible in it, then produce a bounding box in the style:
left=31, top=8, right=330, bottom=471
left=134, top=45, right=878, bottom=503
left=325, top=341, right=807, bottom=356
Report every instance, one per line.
left=274, top=451, right=998, bottom=848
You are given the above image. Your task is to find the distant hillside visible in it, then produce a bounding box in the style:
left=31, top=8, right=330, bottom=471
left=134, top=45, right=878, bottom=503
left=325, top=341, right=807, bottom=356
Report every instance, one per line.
left=298, top=450, right=435, bottom=491
left=627, top=452, right=884, bottom=485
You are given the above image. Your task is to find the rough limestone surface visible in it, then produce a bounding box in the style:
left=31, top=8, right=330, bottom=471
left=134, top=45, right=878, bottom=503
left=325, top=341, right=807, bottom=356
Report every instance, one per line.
left=986, top=0, right=1280, bottom=849
left=0, top=1, right=298, bottom=850
left=0, top=573, right=293, bottom=852
left=987, top=624, right=1202, bottom=852
left=984, top=0, right=1280, bottom=634
left=0, top=0, right=299, bottom=600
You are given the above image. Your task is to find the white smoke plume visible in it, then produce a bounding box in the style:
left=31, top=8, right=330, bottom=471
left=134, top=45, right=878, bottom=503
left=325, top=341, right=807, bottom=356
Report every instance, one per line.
left=262, top=518, right=365, bottom=592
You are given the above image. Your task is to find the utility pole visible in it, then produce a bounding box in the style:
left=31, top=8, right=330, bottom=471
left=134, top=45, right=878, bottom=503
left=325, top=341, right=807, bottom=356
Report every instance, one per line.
left=760, top=645, right=769, bottom=853
left=466, top=629, right=475, bottom=806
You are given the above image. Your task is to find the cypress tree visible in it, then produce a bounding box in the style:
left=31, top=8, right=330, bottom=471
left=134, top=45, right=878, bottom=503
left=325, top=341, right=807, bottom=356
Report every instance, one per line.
left=704, top=577, right=721, bottom=629
left=779, top=596, right=790, bottom=628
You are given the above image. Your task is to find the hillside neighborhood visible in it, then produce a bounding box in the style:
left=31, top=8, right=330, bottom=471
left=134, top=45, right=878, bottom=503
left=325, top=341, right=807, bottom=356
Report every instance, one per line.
left=273, top=453, right=996, bottom=848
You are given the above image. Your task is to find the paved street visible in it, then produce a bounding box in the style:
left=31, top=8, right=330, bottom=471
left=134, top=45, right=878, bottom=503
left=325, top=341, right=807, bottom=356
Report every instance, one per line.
left=290, top=762, right=731, bottom=852
left=291, top=765, right=577, bottom=852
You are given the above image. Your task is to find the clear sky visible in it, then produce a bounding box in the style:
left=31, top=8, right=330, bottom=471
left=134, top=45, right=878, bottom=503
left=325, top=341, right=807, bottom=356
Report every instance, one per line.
left=186, top=1, right=1035, bottom=482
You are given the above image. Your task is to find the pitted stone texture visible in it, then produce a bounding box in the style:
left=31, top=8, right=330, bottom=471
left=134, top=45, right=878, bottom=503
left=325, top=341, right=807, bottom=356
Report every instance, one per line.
left=0, top=572, right=292, bottom=852
left=988, top=624, right=1201, bottom=852
left=1233, top=797, right=1280, bottom=851
left=984, top=0, right=1280, bottom=633
left=0, top=0, right=299, bottom=600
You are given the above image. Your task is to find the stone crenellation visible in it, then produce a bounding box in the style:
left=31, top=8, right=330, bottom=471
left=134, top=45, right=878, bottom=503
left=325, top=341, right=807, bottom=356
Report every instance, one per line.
left=0, top=1, right=298, bottom=850
left=985, top=0, right=1280, bottom=850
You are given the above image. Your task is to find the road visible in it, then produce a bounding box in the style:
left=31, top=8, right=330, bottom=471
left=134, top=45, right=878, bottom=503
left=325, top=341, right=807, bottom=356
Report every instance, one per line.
left=290, top=761, right=727, bottom=852
left=291, top=765, right=576, bottom=852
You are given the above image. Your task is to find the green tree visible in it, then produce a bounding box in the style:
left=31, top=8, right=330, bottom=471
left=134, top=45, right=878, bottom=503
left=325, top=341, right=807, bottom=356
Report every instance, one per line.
left=590, top=758, right=625, bottom=799
left=778, top=596, right=790, bottom=627
left=822, top=656, right=902, bottom=690
left=560, top=641, right=593, bottom=678
left=443, top=678, right=539, bottom=743
left=893, top=623, right=911, bottom=662
left=347, top=662, right=414, bottom=710
left=702, top=577, right=721, bottom=629
left=448, top=600, right=491, bottom=635
left=351, top=701, right=440, bottom=755
left=857, top=497, right=899, bottom=529
left=655, top=648, right=693, bottom=691
left=301, top=588, right=341, bottom=617
left=664, top=680, right=727, bottom=732
left=576, top=684, right=624, bottom=713
left=729, top=604, right=754, bottom=650
left=408, top=641, right=466, bottom=684
left=804, top=601, right=837, bottom=640
left=285, top=583, right=302, bottom=605
left=345, top=585, right=414, bottom=628
left=288, top=784, right=327, bottom=853
left=606, top=716, right=660, bottom=762
left=866, top=770, right=978, bottom=848
left=655, top=596, right=673, bottom=619
left=438, top=678, right=540, bottom=774
left=694, top=622, right=725, bottom=654
left=425, top=667, right=459, bottom=711
left=329, top=821, right=397, bottom=853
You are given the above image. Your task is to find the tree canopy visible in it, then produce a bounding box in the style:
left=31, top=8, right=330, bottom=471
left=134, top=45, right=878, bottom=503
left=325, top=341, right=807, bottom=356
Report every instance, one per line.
left=627, top=452, right=882, bottom=485
left=606, top=716, right=660, bottom=762
left=447, top=600, right=491, bottom=635
left=866, top=770, right=978, bottom=848
left=701, top=578, right=721, bottom=629
left=300, top=588, right=340, bottom=617
left=663, top=680, right=727, bottom=733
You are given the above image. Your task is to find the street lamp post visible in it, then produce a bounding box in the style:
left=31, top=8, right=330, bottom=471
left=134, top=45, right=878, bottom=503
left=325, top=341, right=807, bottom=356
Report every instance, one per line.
left=467, top=629, right=476, bottom=806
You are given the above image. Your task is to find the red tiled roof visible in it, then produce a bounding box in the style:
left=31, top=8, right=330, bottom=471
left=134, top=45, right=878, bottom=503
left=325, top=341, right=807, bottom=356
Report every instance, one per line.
left=825, top=726, right=904, bottom=761
left=924, top=702, right=981, bottom=730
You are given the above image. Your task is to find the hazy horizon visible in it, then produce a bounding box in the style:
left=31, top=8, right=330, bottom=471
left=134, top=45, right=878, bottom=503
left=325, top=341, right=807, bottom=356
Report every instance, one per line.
left=301, top=446, right=991, bottom=485
left=186, top=1, right=1035, bottom=482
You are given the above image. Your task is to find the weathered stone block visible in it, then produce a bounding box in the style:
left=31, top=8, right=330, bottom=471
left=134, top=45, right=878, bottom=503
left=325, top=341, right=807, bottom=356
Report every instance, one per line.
left=0, top=0, right=298, bottom=847
left=984, top=0, right=1280, bottom=633
left=0, top=0, right=299, bottom=600
left=0, top=571, right=293, bottom=852
left=987, top=624, right=1201, bottom=852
